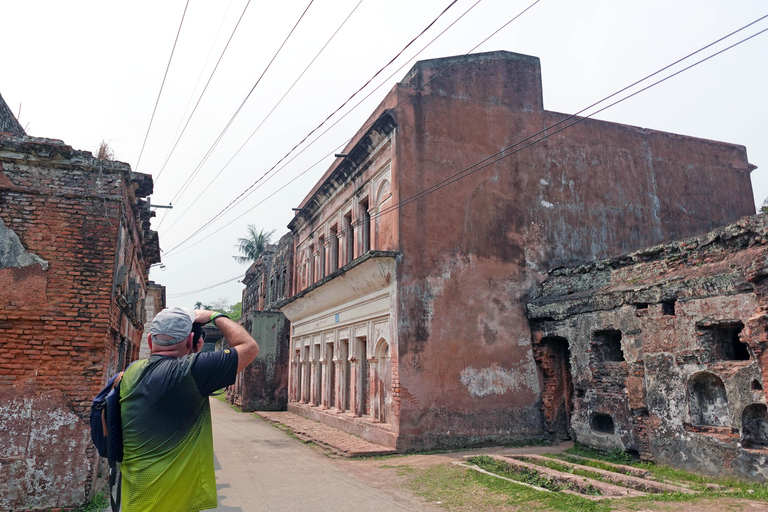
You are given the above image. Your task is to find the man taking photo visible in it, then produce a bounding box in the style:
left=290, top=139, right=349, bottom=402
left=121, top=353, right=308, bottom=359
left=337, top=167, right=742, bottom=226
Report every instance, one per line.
left=119, top=307, right=259, bottom=512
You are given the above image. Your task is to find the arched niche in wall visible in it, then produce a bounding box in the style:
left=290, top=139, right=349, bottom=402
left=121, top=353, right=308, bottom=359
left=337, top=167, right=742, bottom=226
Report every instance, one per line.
left=372, top=337, right=391, bottom=424
left=376, top=179, right=391, bottom=207
left=742, top=403, right=768, bottom=448
left=688, top=372, right=730, bottom=427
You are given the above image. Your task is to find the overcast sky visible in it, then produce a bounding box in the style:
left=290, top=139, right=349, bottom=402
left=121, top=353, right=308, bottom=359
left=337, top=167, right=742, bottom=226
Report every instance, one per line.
left=2, top=0, right=766, bottom=309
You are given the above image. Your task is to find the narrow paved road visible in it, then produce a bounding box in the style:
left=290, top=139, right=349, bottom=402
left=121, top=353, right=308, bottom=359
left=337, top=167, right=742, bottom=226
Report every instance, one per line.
left=209, top=398, right=429, bottom=512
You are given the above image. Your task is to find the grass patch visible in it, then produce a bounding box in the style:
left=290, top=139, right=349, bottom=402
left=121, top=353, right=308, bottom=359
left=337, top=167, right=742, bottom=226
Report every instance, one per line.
left=468, top=455, right=570, bottom=492
left=211, top=388, right=227, bottom=402
left=406, top=463, right=611, bottom=511
left=565, top=443, right=636, bottom=465
left=516, top=456, right=611, bottom=486
left=561, top=443, right=768, bottom=504
left=545, top=453, right=638, bottom=477
left=72, top=492, right=108, bottom=512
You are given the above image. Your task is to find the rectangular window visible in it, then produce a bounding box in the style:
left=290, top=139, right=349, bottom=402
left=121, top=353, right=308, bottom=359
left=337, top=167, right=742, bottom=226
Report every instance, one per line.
left=360, top=197, right=370, bottom=253
left=698, top=321, right=749, bottom=361
left=344, top=211, right=354, bottom=264
left=308, top=244, right=315, bottom=284
left=330, top=225, right=339, bottom=272
left=592, top=329, right=624, bottom=362
left=318, top=235, right=326, bottom=278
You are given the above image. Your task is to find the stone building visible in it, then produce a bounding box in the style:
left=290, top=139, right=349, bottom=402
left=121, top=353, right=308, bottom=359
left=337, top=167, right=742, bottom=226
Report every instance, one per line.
left=527, top=214, right=768, bottom=481
left=230, top=232, right=293, bottom=411
left=0, top=129, right=160, bottom=509
left=278, top=50, right=756, bottom=452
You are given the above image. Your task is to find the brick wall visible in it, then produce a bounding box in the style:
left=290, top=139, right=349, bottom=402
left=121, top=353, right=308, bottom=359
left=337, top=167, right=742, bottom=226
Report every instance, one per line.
left=528, top=214, right=768, bottom=481
left=0, top=135, right=159, bottom=510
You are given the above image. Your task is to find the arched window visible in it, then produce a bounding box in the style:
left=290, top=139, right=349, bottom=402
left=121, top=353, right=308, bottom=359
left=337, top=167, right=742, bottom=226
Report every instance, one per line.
left=742, top=404, right=768, bottom=448
left=688, top=372, right=730, bottom=427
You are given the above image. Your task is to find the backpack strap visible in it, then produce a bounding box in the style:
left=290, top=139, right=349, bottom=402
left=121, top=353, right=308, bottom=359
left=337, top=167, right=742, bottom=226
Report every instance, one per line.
left=109, top=459, right=121, bottom=512
left=104, top=370, right=125, bottom=512
left=100, top=371, right=124, bottom=437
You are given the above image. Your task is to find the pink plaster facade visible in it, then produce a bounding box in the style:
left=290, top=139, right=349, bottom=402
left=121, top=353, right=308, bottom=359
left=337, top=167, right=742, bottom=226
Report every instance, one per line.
left=280, top=51, right=755, bottom=451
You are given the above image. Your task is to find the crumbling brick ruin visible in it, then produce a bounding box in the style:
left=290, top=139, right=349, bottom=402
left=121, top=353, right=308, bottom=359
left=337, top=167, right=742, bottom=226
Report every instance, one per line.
left=0, top=133, right=159, bottom=510
left=527, top=214, right=768, bottom=481
left=231, top=232, right=293, bottom=411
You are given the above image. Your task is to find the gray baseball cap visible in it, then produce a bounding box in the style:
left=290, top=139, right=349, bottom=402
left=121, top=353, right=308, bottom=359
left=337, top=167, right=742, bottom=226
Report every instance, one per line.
left=149, top=307, right=195, bottom=346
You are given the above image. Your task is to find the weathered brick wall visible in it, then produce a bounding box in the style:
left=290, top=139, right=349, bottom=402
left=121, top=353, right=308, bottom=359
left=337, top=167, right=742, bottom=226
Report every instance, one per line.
left=0, top=135, right=158, bottom=510
left=528, top=214, right=768, bottom=481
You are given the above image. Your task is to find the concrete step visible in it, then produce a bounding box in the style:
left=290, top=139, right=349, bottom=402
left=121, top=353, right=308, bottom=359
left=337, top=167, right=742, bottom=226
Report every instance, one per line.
left=255, top=410, right=398, bottom=457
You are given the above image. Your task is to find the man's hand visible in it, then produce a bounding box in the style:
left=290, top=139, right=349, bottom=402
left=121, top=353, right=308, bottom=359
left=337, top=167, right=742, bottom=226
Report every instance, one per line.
left=194, top=309, right=216, bottom=325
left=194, top=309, right=259, bottom=373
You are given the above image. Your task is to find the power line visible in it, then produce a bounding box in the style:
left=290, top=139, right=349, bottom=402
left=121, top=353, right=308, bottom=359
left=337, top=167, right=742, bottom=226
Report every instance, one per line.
left=374, top=24, right=768, bottom=221
left=187, top=0, right=488, bottom=237
left=134, top=0, right=190, bottom=174
left=153, top=0, right=254, bottom=186
left=158, top=0, right=316, bottom=231
left=161, top=0, right=460, bottom=240
left=166, top=273, right=245, bottom=298
left=161, top=0, right=365, bottom=235
left=161, top=0, right=480, bottom=254
left=166, top=0, right=236, bottom=166
left=175, top=11, right=768, bottom=262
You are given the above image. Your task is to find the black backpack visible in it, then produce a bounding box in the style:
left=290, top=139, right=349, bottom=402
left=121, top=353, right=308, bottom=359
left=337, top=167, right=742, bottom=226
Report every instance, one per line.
left=89, top=368, right=128, bottom=512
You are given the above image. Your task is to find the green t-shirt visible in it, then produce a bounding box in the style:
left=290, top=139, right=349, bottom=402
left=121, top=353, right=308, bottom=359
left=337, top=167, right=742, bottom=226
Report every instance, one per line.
left=119, top=349, right=238, bottom=512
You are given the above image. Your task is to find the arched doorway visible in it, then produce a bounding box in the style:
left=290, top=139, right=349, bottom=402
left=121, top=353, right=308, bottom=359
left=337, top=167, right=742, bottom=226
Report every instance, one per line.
left=688, top=372, right=729, bottom=427
left=373, top=338, right=391, bottom=424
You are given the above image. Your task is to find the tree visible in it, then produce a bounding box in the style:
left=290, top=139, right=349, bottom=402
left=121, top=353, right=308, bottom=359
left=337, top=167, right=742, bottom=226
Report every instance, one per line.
left=192, top=299, right=242, bottom=322
left=233, top=225, right=275, bottom=265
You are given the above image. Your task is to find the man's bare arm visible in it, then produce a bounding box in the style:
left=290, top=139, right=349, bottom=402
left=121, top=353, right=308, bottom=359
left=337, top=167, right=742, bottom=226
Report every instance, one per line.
left=195, top=310, right=259, bottom=373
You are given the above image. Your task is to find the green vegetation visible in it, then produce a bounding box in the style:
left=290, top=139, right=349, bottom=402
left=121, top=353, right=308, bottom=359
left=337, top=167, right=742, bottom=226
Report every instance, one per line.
left=72, top=491, right=108, bottom=512
left=233, top=225, right=275, bottom=265
left=468, top=455, right=569, bottom=492
left=193, top=299, right=242, bottom=322
left=391, top=445, right=768, bottom=510
left=403, top=462, right=612, bottom=512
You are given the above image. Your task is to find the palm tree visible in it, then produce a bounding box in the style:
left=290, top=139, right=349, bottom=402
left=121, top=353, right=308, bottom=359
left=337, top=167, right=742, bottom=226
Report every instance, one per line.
left=233, top=225, right=275, bottom=264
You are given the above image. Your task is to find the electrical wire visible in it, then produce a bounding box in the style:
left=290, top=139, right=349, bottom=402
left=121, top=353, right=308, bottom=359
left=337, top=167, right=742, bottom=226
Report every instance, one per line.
left=177, top=0, right=488, bottom=241
left=166, top=273, right=245, bottom=298
left=373, top=24, right=768, bottom=221
left=134, top=0, right=190, bottom=174
left=161, top=0, right=459, bottom=239
left=161, top=0, right=479, bottom=252
left=153, top=0, right=254, bottom=186
left=157, top=0, right=315, bottom=238
left=161, top=0, right=365, bottom=234
left=170, top=11, right=768, bottom=262
left=158, top=13, right=768, bottom=299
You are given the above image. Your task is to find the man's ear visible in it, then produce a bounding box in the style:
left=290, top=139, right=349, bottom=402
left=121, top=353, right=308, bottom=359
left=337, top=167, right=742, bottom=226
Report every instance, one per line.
left=148, top=333, right=153, bottom=351
left=187, top=333, right=194, bottom=352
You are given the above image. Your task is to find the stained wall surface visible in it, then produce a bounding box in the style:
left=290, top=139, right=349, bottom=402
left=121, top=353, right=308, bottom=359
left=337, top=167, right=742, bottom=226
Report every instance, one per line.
left=528, top=215, right=768, bottom=481
left=0, top=134, right=159, bottom=510
left=278, top=50, right=755, bottom=452
left=389, top=51, right=754, bottom=450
